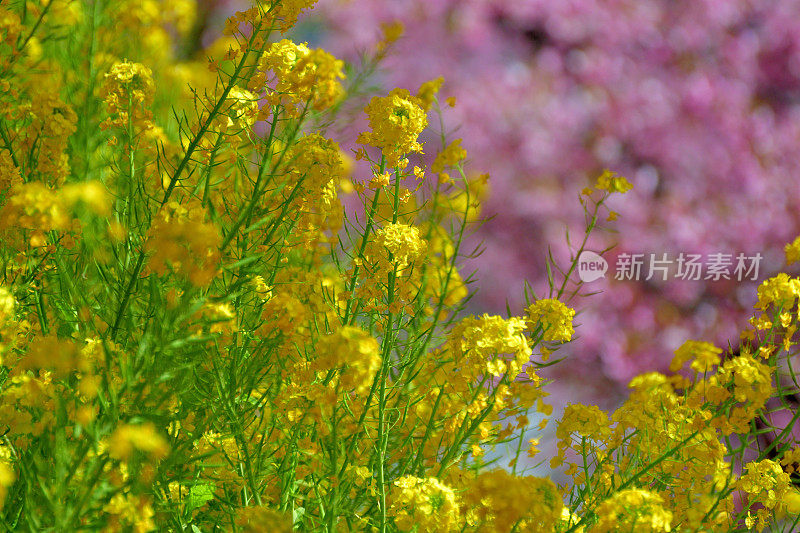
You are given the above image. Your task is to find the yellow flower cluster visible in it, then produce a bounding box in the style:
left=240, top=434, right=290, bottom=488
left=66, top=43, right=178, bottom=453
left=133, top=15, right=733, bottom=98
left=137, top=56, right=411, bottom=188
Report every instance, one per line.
left=100, top=61, right=155, bottom=130
left=737, top=459, right=791, bottom=530
left=366, top=222, right=427, bottom=273
left=144, top=201, right=222, bottom=287
left=276, top=134, right=346, bottom=250
left=785, top=235, right=800, bottom=264
left=0, top=286, right=14, bottom=326
left=0, top=180, right=110, bottom=248
left=554, top=403, right=610, bottom=445
left=358, top=88, right=428, bottom=168
left=416, top=76, right=445, bottom=111
left=108, top=422, right=170, bottom=462
left=389, top=476, right=461, bottom=532
left=313, top=325, right=381, bottom=394
left=755, top=272, right=800, bottom=311
left=592, top=488, right=673, bottom=533
left=259, top=39, right=345, bottom=115
left=448, top=314, right=531, bottom=379
left=234, top=506, right=293, bottom=533
left=11, top=91, right=78, bottom=185
left=0, top=373, right=58, bottom=448
left=526, top=298, right=576, bottom=343
left=267, top=0, right=319, bottom=33
left=102, top=492, right=157, bottom=533
left=217, top=86, right=259, bottom=133
left=669, top=339, right=722, bottom=373
left=360, top=222, right=428, bottom=310
left=594, top=169, right=633, bottom=194
left=460, top=470, right=562, bottom=532
left=432, top=138, right=467, bottom=183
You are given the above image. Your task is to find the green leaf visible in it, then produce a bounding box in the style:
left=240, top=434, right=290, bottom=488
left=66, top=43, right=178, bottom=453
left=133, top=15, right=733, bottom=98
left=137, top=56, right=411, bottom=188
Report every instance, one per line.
left=186, top=482, right=216, bottom=513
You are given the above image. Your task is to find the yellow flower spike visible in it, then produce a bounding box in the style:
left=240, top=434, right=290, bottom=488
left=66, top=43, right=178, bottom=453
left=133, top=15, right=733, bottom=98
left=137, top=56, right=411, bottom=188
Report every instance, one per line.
left=785, top=235, right=800, bottom=264
left=235, top=506, right=293, bottom=533
left=389, top=476, right=460, bottom=532
left=526, top=298, right=575, bottom=343
left=271, top=0, right=320, bottom=33
left=102, top=493, right=156, bottom=533
left=593, top=488, right=672, bottom=533
left=357, top=88, right=427, bottom=169
left=378, top=20, right=405, bottom=52
left=595, top=168, right=633, bottom=194
left=259, top=39, right=345, bottom=114
left=432, top=138, right=467, bottom=175
left=416, top=76, right=444, bottom=111
left=108, top=422, right=169, bottom=462
left=461, top=471, right=562, bottom=532
left=100, top=60, right=155, bottom=129
left=670, top=339, right=722, bottom=373
left=755, top=273, right=800, bottom=310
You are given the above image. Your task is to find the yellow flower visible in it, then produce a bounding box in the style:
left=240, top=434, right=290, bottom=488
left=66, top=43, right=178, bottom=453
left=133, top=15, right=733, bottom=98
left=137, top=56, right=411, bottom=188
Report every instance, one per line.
left=235, top=506, right=293, bottom=533
left=366, top=223, right=427, bottom=272
left=219, top=86, right=258, bottom=131
left=715, top=354, right=772, bottom=423
left=595, top=169, right=633, bottom=194
left=669, top=340, right=722, bottom=373
left=389, top=476, right=460, bottom=532
left=432, top=138, right=467, bottom=174
left=144, top=201, right=222, bottom=287
left=108, top=422, right=169, bottom=461
left=60, top=181, right=112, bottom=217
left=314, top=326, right=381, bottom=394
left=593, top=488, right=672, bottom=532
left=416, top=76, right=444, bottom=111
left=448, top=314, right=531, bottom=378
left=526, top=298, right=575, bottom=343
left=357, top=88, right=427, bottom=168
left=270, top=0, right=319, bottom=33
left=737, top=459, right=791, bottom=522
left=782, top=489, right=800, bottom=515
left=556, top=403, right=610, bottom=442
left=100, top=60, right=155, bottom=129
left=461, top=470, right=562, bottom=532
left=251, top=275, right=273, bottom=301
left=260, top=39, right=345, bottom=114
left=103, top=493, right=156, bottom=533
left=780, top=446, right=800, bottom=475
left=378, top=20, right=405, bottom=51
left=756, top=273, right=800, bottom=310
left=785, top=236, right=800, bottom=264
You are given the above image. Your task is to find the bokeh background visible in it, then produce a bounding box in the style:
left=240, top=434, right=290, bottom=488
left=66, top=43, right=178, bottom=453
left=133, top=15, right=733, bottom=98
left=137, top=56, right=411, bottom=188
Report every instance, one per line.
left=200, top=0, right=800, bottom=412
